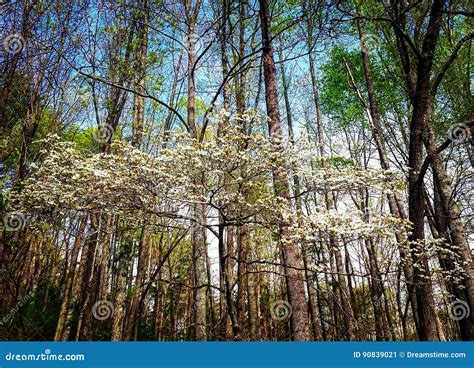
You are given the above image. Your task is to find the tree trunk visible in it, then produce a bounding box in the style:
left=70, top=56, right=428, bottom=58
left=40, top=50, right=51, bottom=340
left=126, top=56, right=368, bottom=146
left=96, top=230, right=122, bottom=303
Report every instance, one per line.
left=259, top=0, right=311, bottom=341
left=405, top=0, right=444, bottom=341
left=191, top=202, right=208, bottom=341
left=131, top=0, right=149, bottom=148
left=356, top=15, right=419, bottom=336
left=124, top=227, right=150, bottom=340
left=184, top=0, right=207, bottom=341
left=278, top=45, right=322, bottom=341
left=427, top=130, right=474, bottom=340
left=55, top=216, right=87, bottom=341
left=236, top=224, right=249, bottom=337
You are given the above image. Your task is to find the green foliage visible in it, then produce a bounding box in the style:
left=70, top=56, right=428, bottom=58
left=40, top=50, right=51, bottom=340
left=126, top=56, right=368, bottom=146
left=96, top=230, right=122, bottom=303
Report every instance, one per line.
left=320, top=46, right=366, bottom=126
left=176, top=96, right=208, bottom=118
left=326, top=156, right=355, bottom=168
left=432, top=21, right=474, bottom=135
left=271, top=0, right=301, bottom=35
left=320, top=45, right=404, bottom=127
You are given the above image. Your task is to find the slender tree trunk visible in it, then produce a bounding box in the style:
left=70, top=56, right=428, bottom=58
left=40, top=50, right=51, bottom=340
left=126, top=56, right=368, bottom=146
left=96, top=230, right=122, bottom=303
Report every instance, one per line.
left=206, top=246, right=217, bottom=339
left=355, top=17, right=420, bottom=334
left=235, top=0, right=247, bottom=115
left=365, top=236, right=386, bottom=340
left=191, top=202, right=208, bottom=341
left=306, top=15, right=355, bottom=340
left=111, top=255, right=128, bottom=341
left=131, top=0, right=149, bottom=148
left=75, top=216, right=99, bottom=340
left=100, top=22, right=135, bottom=152
left=184, top=0, right=207, bottom=341
left=427, top=134, right=474, bottom=340
left=97, top=216, right=113, bottom=302
left=55, top=216, right=87, bottom=341
left=236, top=224, right=248, bottom=337
left=124, top=227, right=150, bottom=340
left=162, top=51, right=183, bottom=147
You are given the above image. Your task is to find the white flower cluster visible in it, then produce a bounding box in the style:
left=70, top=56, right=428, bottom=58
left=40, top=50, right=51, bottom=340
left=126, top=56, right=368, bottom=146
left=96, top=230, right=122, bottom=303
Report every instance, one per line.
left=10, top=114, right=406, bottom=239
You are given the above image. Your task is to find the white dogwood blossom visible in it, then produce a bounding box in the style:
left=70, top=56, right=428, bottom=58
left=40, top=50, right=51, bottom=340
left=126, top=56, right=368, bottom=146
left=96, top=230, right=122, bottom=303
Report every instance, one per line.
left=11, top=114, right=409, bottom=247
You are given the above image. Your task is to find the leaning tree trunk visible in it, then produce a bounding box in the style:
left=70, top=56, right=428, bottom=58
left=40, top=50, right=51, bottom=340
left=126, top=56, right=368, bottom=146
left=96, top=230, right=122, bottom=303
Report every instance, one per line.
left=355, top=17, right=420, bottom=334
left=388, top=0, right=447, bottom=341
left=425, top=125, right=474, bottom=340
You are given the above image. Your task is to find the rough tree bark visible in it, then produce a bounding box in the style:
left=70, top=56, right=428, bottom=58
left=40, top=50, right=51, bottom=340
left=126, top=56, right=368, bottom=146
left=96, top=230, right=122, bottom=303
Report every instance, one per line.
left=404, top=0, right=444, bottom=341
left=184, top=0, right=207, bottom=341
left=259, top=0, right=311, bottom=341
left=278, top=45, right=322, bottom=341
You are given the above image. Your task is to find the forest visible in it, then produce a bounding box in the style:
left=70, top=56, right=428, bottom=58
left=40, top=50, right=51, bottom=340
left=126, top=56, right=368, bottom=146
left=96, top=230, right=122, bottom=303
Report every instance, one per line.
left=0, top=0, right=473, bottom=342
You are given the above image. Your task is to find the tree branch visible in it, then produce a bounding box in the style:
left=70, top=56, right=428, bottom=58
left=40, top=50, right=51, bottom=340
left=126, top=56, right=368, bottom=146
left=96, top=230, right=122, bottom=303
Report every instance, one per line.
left=431, top=30, right=474, bottom=96
left=49, top=43, right=189, bottom=132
